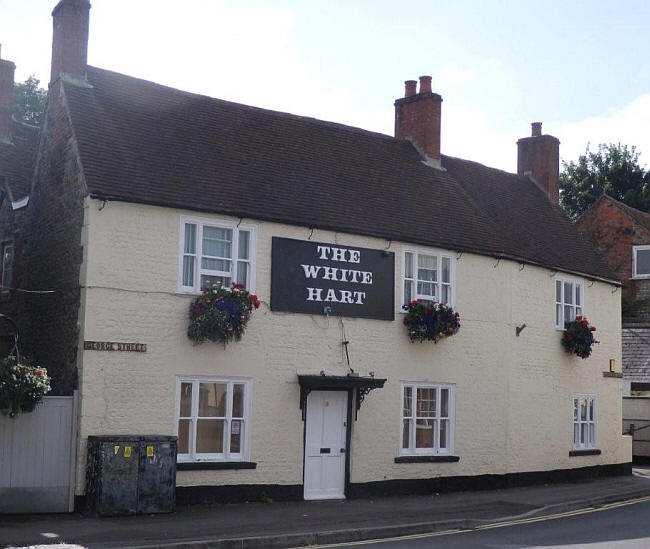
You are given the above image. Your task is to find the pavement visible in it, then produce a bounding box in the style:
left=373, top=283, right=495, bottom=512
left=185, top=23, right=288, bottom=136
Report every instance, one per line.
left=2, top=469, right=650, bottom=549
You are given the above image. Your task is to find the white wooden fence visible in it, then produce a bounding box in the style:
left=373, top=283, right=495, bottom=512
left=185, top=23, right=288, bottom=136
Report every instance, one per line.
left=0, top=393, right=78, bottom=513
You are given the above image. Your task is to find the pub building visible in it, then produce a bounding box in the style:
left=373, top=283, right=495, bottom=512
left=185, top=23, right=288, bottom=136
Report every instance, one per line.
left=1, top=0, right=630, bottom=507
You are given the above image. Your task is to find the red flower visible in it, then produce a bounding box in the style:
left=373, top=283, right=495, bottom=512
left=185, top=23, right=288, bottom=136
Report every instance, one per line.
left=566, top=334, right=574, bottom=341
left=254, top=301, right=260, bottom=309
left=590, top=326, right=597, bottom=332
left=576, top=315, right=583, bottom=321
left=439, top=302, right=446, bottom=307
left=249, top=293, right=258, bottom=302
left=581, top=320, right=588, bottom=327
left=410, top=300, right=418, bottom=307
left=455, top=312, right=460, bottom=317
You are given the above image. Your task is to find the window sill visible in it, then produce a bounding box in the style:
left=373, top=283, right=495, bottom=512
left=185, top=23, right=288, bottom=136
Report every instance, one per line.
left=603, top=371, right=623, bottom=379
left=569, top=449, right=601, bottom=457
left=395, top=455, right=460, bottom=463
left=177, top=461, right=257, bottom=471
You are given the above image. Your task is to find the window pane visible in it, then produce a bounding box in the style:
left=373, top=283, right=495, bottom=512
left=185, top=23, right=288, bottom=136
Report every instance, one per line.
left=182, top=255, right=195, bottom=287
left=439, top=419, right=449, bottom=449
left=564, top=305, right=573, bottom=324
left=404, top=252, right=413, bottom=279
left=184, top=224, right=196, bottom=254
left=637, top=249, right=650, bottom=275
left=180, top=382, right=192, bottom=417
left=418, top=254, right=437, bottom=282
left=417, top=388, right=436, bottom=417
left=581, top=423, right=587, bottom=445
left=440, top=388, right=449, bottom=417
left=404, top=280, right=412, bottom=305
left=201, top=274, right=231, bottom=290
left=556, top=280, right=562, bottom=302
left=564, top=282, right=573, bottom=304
left=236, top=261, right=248, bottom=287
left=230, top=420, right=242, bottom=453
left=573, top=399, right=578, bottom=420
left=576, top=306, right=582, bottom=317
left=203, top=226, right=232, bottom=241
left=196, top=419, right=224, bottom=453
left=201, top=257, right=231, bottom=272
left=415, top=419, right=434, bottom=448
left=178, top=419, right=190, bottom=454
left=441, top=257, right=450, bottom=283
left=589, top=398, right=594, bottom=421
left=403, top=387, right=412, bottom=417
left=238, top=231, right=250, bottom=260
left=441, top=284, right=450, bottom=304
left=402, top=419, right=410, bottom=449
left=232, top=384, right=245, bottom=417
left=589, top=423, right=595, bottom=445
left=575, top=285, right=581, bottom=306
left=574, top=423, right=579, bottom=445
left=556, top=304, right=562, bottom=327
left=417, top=281, right=436, bottom=297
left=580, top=399, right=587, bottom=421
left=199, top=383, right=227, bottom=417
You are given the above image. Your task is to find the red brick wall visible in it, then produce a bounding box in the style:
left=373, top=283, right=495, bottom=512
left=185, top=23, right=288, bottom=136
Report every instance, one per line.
left=576, top=198, right=650, bottom=316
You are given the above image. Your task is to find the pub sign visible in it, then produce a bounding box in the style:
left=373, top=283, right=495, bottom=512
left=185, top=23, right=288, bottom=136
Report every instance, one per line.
left=271, top=237, right=395, bottom=320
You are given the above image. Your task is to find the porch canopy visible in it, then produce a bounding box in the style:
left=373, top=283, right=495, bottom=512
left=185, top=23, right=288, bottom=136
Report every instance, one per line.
left=297, top=373, right=386, bottom=420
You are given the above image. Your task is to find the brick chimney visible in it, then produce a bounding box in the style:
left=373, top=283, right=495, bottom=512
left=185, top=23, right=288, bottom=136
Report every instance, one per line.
left=50, top=0, right=91, bottom=85
left=0, top=46, right=15, bottom=142
left=517, top=122, right=560, bottom=206
left=394, top=75, right=442, bottom=167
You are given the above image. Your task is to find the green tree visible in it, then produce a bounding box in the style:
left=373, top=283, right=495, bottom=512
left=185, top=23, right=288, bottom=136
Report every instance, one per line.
left=13, top=75, right=47, bottom=127
left=560, top=143, right=650, bottom=219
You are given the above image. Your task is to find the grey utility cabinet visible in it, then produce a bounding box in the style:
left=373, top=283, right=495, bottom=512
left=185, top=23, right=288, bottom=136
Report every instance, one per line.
left=85, top=435, right=177, bottom=516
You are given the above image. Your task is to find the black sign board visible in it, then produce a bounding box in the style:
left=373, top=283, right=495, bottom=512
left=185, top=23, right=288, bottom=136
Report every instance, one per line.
left=271, top=237, right=395, bottom=320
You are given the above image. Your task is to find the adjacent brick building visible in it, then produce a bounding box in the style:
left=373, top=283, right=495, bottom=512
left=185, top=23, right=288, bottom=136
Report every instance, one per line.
left=576, top=195, right=650, bottom=395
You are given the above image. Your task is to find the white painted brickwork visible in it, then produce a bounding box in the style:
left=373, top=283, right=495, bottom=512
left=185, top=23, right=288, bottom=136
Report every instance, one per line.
left=74, top=198, right=631, bottom=493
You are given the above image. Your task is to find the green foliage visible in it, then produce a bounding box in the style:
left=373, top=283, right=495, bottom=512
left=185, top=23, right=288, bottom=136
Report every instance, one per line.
left=560, top=143, right=650, bottom=220
left=13, top=75, right=47, bottom=127
left=0, top=356, right=51, bottom=417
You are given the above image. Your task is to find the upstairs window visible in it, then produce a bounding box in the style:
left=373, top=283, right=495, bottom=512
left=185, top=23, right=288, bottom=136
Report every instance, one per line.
left=555, top=277, right=583, bottom=329
left=403, top=250, right=453, bottom=307
left=179, top=218, right=255, bottom=293
left=633, top=246, right=650, bottom=279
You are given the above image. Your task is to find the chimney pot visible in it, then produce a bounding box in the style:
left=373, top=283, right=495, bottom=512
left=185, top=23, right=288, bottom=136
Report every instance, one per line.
left=404, top=80, right=417, bottom=98
left=0, top=48, right=16, bottom=141
left=419, top=75, right=432, bottom=94
left=531, top=121, right=542, bottom=137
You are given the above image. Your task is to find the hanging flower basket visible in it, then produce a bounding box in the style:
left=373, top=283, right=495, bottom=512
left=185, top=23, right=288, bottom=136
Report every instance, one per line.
left=188, top=283, right=260, bottom=345
left=0, top=356, right=51, bottom=418
left=402, top=301, right=461, bottom=343
left=562, top=316, right=598, bottom=359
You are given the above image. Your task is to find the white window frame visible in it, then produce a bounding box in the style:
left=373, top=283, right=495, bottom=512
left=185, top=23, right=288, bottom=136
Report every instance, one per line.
left=177, top=215, right=257, bottom=294
left=401, top=247, right=455, bottom=311
left=399, top=382, right=455, bottom=457
left=555, top=275, right=584, bottom=330
left=572, top=394, right=597, bottom=450
left=175, top=375, right=252, bottom=463
left=632, top=245, right=650, bottom=279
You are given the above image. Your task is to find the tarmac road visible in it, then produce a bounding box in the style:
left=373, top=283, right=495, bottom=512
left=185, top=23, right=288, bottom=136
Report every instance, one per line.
left=311, top=496, right=650, bottom=548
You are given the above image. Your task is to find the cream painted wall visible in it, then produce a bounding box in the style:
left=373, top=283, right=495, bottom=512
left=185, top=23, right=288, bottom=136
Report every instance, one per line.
left=74, top=198, right=631, bottom=493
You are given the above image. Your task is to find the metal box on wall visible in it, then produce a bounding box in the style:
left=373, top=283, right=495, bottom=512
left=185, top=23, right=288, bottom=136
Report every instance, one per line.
left=85, top=435, right=177, bottom=516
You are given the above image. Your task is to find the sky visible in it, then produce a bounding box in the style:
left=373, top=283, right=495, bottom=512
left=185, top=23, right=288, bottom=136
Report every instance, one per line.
left=1, top=0, right=649, bottom=173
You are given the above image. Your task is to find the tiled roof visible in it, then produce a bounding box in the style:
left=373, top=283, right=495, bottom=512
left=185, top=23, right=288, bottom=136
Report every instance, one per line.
left=0, top=121, right=39, bottom=200
left=598, top=195, right=650, bottom=233
left=623, top=324, right=650, bottom=381
left=62, top=66, right=616, bottom=281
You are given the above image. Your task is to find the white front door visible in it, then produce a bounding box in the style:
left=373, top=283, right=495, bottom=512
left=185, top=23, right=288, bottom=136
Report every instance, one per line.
left=304, top=390, right=348, bottom=500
